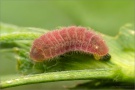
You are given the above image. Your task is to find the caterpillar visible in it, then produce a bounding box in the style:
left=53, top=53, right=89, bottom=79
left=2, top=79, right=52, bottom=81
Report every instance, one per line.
left=30, top=26, right=110, bottom=62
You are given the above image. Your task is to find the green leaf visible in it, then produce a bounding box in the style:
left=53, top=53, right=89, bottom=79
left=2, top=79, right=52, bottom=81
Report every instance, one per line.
left=0, top=23, right=134, bottom=89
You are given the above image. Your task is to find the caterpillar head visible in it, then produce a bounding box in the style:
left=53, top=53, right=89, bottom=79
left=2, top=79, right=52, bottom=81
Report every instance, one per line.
left=30, top=46, right=45, bottom=62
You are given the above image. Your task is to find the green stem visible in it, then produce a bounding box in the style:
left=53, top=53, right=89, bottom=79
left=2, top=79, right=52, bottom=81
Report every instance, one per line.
left=0, top=32, right=42, bottom=42
left=0, top=69, right=118, bottom=89
left=0, top=48, right=14, bottom=52
left=0, top=23, right=47, bottom=33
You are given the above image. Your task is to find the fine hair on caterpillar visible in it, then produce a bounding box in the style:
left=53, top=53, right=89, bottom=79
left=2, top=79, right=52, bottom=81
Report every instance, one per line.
left=30, top=26, right=111, bottom=62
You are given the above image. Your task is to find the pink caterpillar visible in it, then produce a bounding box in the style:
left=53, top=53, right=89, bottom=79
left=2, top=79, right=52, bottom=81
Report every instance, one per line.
left=30, top=26, right=110, bottom=62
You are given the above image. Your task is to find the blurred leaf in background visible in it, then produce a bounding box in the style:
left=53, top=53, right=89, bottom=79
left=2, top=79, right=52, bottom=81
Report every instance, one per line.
left=0, top=0, right=134, bottom=90
left=0, top=0, right=134, bottom=35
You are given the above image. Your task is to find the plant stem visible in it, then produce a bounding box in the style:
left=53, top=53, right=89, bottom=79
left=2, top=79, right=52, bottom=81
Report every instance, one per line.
left=0, top=32, right=42, bottom=42
left=0, top=69, right=118, bottom=89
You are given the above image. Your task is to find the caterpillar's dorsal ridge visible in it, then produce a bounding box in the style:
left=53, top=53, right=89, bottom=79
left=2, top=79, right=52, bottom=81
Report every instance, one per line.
left=30, top=26, right=109, bottom=62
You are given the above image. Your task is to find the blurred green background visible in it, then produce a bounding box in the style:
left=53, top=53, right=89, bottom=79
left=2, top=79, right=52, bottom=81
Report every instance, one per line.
left=0, top=0, right=134, bottom=90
